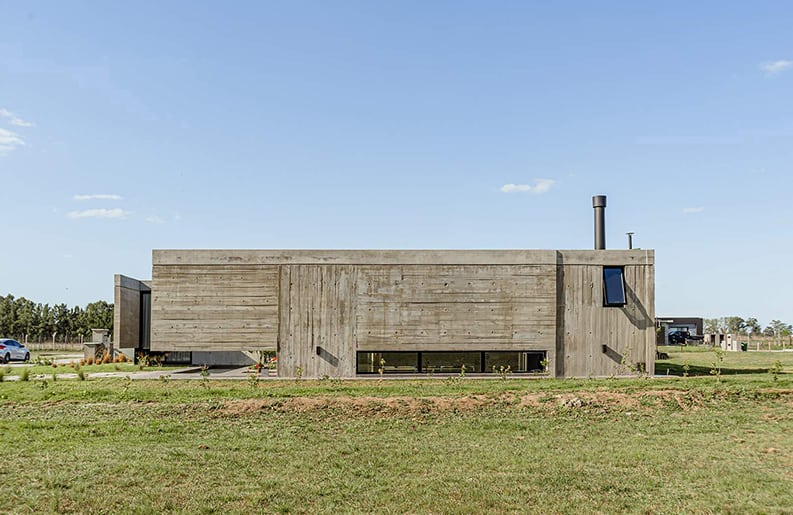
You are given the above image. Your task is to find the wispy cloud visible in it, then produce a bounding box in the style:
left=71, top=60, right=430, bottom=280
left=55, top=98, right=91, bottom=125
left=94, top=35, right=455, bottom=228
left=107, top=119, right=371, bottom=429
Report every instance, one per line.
left=500, top=178, right=555, bottom=194
left=73, top=194, right=123, bottom=201
left=67, top=208, right=130, bottom=219
left=682, top=207, right=705, bottom=214
left=0, top=108, right=35, bottom=127
left=760, top=60, right=792, bottom=77
left=145, top=216, right=165, bottom=224
left=0, top=127, right=25, bottom=156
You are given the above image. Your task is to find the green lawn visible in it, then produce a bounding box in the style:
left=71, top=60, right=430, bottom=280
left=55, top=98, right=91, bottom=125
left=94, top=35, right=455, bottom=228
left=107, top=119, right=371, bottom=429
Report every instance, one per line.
left=657, top=346, right=793, bottom=377
left=1, top=375, right=792, bottom=513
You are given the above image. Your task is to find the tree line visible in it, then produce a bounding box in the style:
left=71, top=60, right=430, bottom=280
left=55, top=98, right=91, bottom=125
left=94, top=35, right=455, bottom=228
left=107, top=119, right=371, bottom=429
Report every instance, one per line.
left=703, top=317, right=792, bottom=338
left=0, top=294, right=114, bottom=342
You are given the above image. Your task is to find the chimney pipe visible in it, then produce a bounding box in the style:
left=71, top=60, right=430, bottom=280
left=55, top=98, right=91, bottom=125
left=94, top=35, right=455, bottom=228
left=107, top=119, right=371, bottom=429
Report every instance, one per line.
left=592, top=195, right=606, bottom=250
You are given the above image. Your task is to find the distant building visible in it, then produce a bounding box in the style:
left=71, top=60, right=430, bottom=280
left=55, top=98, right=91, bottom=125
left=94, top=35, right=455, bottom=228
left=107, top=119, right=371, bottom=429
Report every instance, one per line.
left=655, top=317, right=703, bottom=345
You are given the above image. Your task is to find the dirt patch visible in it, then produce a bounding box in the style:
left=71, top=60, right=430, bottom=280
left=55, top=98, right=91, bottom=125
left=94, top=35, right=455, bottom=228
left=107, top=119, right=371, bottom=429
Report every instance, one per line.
left=219, top=389, right=716, bottom=417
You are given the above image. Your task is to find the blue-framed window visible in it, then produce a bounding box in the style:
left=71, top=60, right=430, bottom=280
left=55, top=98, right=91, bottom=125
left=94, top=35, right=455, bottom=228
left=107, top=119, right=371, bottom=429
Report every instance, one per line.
left=603, top=267, right=626, bottom=307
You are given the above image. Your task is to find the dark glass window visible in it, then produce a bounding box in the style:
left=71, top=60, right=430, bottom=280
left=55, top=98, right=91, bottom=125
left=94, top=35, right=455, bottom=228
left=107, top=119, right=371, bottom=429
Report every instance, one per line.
left=356, top=352, right=419, bottom=374
left=356, top=350, right=548, bottom=374
left=603, top=267, right=626, bottom=306
left=421, top=352, right=481, bottom=373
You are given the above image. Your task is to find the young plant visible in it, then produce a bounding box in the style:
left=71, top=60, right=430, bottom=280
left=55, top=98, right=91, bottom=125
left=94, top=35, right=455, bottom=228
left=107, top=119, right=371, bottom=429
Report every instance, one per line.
left=770, top=360, right=783, bottom=382
left=710, top=347, right=725, bottom=383
left=200, top=364, right=210, bottom=388
left=247, top=371, right=259, bottom=389
left=459, top=363, right=467, bottom=378
left=378, top=358, right=386, bottom=378
left=77, top=369, right=86, bottom=381
left=492, top=364, right=512, bottom=380
left=295, top=366, right=303, bottom=381
left=20, top=367, right=30, bottom=382
left=683, top=361, right=690, bottom=378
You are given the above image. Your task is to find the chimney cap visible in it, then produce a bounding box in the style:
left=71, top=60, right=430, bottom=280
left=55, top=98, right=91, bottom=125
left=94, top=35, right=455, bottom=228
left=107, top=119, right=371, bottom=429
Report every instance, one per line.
left=592, top=195, right=607, bottom=208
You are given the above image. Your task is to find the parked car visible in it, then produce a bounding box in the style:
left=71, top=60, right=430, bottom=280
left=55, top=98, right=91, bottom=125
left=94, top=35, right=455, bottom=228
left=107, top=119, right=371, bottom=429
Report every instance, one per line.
left=0, top=339, right=30, bottom=363
left=668, top=332, right=704, bottom=345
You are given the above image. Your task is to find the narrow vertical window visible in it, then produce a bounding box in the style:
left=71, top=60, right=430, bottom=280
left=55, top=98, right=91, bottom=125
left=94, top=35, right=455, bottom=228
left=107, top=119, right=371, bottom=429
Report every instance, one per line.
left=603, top=267, right=626, bottom=306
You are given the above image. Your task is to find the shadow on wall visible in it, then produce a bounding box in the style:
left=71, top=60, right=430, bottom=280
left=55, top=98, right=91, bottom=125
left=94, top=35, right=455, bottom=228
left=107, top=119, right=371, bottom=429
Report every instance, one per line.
left=316, top=346, right=339, bottom=367
left=621, top=282, right=651, bottom=330
left=601, top=344, right=624, bottom=365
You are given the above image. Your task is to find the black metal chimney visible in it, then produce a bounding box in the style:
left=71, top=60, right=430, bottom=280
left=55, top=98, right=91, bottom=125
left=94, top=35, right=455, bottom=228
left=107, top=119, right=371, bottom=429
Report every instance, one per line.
left=592, top=195, right=606, bottom=250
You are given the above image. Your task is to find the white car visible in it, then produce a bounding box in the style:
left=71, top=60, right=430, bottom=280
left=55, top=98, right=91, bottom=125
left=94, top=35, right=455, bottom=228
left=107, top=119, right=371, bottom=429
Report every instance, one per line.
left=0, top=339, right=30, bottom=363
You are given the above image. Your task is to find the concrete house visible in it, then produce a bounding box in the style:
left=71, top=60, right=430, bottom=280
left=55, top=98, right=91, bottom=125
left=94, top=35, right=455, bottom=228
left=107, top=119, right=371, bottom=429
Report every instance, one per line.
left=114, top=198, right=655, bottom=378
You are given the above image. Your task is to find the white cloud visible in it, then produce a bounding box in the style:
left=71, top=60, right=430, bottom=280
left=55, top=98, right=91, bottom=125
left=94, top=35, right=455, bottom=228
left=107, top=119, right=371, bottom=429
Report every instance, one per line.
left=760, top=60, right=792, bottom=76
left=682, top=207, right=705, bottom=214
left=67, top=208, right=129, bottom=219
left=0, top=108, right=35, bottom=127
left=73, top=194, right=123, bottom=201
left=500, top=178, right=555, bottom=194
left=145, top=216, right=165, bottom=224
left=0, top=127, right=25, bottom=156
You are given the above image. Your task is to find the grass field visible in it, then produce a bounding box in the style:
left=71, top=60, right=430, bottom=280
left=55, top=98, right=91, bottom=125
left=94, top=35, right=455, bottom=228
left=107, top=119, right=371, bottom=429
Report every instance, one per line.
left=656, top=346, right=793, bottom=377
left=1, top=364, right=792, bottom=514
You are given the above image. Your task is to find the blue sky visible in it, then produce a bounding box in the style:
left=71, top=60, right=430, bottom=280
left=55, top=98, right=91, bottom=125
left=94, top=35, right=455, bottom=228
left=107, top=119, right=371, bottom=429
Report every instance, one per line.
left=1, top=1, right=792, bottom=326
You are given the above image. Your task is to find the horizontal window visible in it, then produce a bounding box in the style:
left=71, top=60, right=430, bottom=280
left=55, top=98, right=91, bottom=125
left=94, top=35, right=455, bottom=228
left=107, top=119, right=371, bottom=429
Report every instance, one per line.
left=356, top=351, right=547, bottom=374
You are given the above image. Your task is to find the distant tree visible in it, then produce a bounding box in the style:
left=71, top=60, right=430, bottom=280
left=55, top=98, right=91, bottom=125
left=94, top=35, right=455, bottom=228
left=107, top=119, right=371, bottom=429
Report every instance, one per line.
left=84, top=301, right=114, bottom=336
left=745, top=318, right=762, bottom=336
left=723, top=316, right=746, bottom=335
left=704, top=318, right=719, bottom=333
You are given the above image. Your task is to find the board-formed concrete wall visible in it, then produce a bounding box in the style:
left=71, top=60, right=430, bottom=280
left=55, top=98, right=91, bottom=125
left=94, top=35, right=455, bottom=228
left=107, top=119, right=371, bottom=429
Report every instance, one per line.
left=113, top=274, right=150, bottom=352
left=138, top=249, right=654, bottom=378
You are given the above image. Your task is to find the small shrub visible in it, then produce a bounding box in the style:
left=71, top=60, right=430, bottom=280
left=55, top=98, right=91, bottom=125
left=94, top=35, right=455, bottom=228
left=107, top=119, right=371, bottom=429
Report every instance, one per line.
left=200, top=365, right=210, bottom=388
left=69, top=361, right=75, bottom=368
left=0, top=369, right=4, bottom=382
left=710, top=347, right=725, bottom=383
left=51, top=363, right=58, bottom=368
left=113, top=356, right=120, bottom=363
left=102, top=352, right=111, bottom=364
left=51, top=371, right=57, bottom=382
left=77, top=369, right=86, bottom=381
left=86, top=357, right=94, bottom=366
left=247, top=371, right=259, bottom=389
left=492, top=364, right=512, bottom=380
left=770, top=360, right=783, bottom=382
left=119, top=353, right=128, bottom=363
left=79, top=358, right=85, bottom=366
left=20, top=367, right=30, bottom=382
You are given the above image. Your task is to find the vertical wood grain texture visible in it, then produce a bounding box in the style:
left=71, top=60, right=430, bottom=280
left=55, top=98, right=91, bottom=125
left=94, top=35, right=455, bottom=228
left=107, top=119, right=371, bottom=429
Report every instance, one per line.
left=560, top=263, right=654, bottom=377
left=278, top=265, right=356, bottom=378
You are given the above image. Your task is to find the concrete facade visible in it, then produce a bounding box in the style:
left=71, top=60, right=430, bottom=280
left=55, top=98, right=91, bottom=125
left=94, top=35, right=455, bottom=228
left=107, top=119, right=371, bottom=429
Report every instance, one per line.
left=115, top=249, right=655, bottom=378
